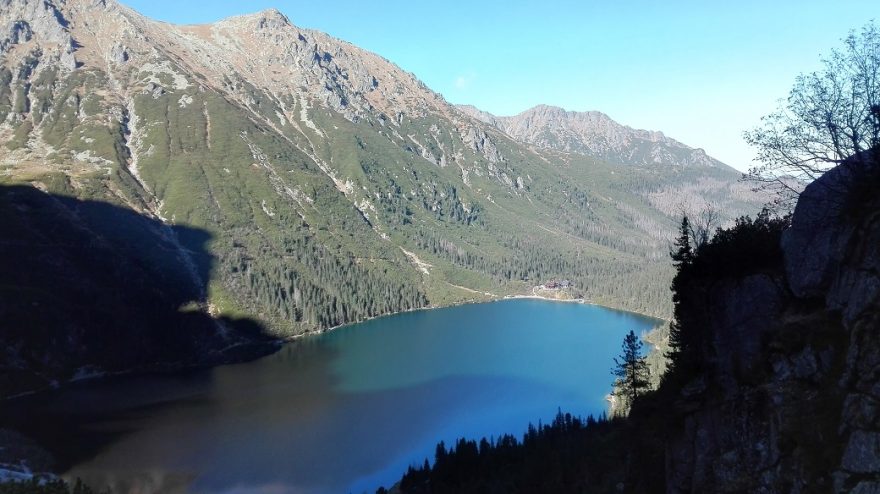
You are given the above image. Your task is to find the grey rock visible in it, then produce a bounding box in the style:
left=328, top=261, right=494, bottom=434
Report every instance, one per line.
left=110, top=43, right=128, bottom=63
left=842, top=394, right=880, bottom=431
left=771, top=346, right=824, bottom=383
left=254, top=8, right=290, bottom=31
left=783, top=156, right=880, bottom=324
left=461, top=126, right=502, bottom=164
left=0, top=20, right=32, bottom=50
left=145, top=82, right=164, bottom=98
left=852, top=481, right=880, bottom=494
left=709, top=274, right=785, bottom=385
left=842, top=430, right=880, bottom=473
left=828, top=214, right=880, bottom=323
left=0, top=0, right=77, bottom=71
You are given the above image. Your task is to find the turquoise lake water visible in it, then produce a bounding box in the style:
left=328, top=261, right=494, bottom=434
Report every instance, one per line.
left=5, top=299, right=660, bottom=494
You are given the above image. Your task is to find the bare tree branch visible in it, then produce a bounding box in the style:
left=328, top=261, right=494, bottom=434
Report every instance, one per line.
left=743, top=22, right=880, bottom=211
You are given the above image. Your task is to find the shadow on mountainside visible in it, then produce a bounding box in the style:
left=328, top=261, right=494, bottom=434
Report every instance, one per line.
left=0, top=184, right=278, bottom=400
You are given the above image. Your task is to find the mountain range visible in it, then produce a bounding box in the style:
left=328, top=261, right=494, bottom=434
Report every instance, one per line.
left=0, top=0, right=765, bottom=394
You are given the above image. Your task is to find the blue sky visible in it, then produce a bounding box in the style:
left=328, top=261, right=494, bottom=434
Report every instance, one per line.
left=120, top=0, right=877, bottom=171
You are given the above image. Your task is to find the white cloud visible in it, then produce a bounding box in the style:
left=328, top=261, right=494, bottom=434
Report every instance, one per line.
left=453, top=72, right=476, bottom=90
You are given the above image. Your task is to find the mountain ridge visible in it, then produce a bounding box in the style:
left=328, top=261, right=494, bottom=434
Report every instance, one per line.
left=458, top=103, right=728, bottom=169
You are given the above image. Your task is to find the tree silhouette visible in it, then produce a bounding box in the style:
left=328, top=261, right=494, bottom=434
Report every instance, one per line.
left=611, top=330, right=651, bottom=415
left=670, top=215, right=694, bottom=267
left=666, top=216, right=694, bottom=378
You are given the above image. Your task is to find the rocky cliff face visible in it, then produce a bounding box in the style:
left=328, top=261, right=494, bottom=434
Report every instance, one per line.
left=458, top=104, right=725, bottom=169
left=662, top=155, right=880, bottom=493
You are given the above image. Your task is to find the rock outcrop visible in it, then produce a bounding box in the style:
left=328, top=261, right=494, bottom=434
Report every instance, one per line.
left=663, top=155, right=880, bottom=493
left=0, top=0, right=77, bottom=70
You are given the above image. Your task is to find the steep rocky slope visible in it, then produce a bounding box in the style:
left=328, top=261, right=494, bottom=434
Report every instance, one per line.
left=657, top=155, right=880, bottom=493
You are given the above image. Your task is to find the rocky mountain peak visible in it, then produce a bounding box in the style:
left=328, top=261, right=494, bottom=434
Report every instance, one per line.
left=513, top=104, right=617, bottom=132
left=217, top=7, right=291, bottom=31
left=0, top=0, right=458, bottom=123
left=256, top=8, right=291, bottom=28
left=458, top=103, right=724, bottom=169
left=457, top=104, right=497, bottom=126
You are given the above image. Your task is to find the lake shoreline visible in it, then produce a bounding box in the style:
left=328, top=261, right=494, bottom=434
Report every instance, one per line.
left=290, top=291, right=667, bottom=343
left=3, top=293, right=665, bottom=403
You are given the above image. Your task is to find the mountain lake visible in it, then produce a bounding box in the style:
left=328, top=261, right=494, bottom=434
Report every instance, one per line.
left=2, top=299, right=661, bottom=494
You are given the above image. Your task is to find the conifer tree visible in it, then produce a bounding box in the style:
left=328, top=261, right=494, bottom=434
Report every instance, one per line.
left=665, top=215, right=693, bottom=377
left=670, top=216, right=693, bottom=267
left=611, top=330, right=651, bottom=414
